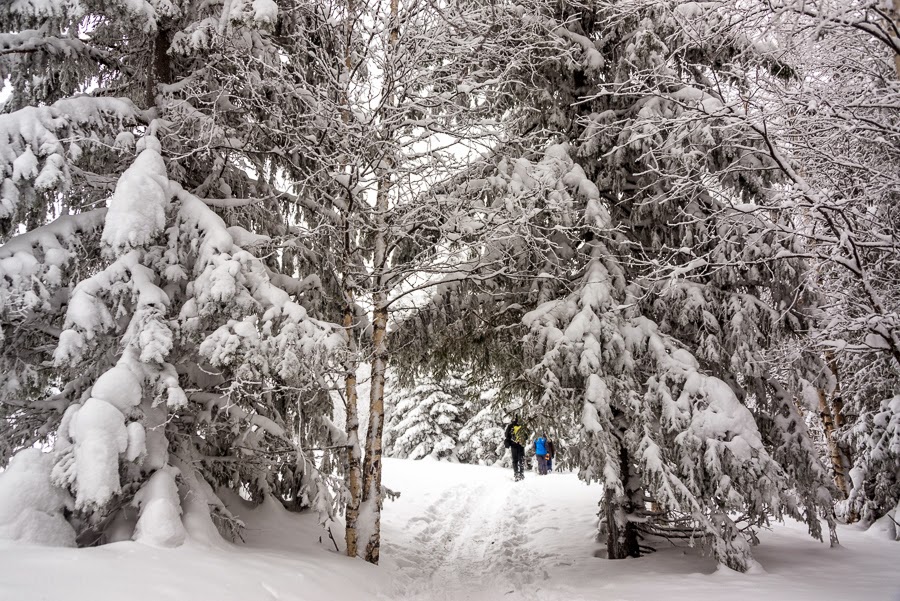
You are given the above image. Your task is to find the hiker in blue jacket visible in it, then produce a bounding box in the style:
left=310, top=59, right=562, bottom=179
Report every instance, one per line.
left=534, top=434, right=549, bottom=475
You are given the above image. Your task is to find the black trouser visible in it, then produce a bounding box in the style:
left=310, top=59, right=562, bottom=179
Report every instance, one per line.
left=511, top=444, right=525, bottom=479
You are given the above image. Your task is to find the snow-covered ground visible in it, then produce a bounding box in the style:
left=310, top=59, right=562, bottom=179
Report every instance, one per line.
left=1, top=459, right=898, bottom=600
left=0, top=491, right=385, bottom=601
left=381, top=459, right=900, bottom=600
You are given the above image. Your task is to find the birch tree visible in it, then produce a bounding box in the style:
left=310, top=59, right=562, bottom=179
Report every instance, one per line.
left=289, top=0, right=562, bottom=562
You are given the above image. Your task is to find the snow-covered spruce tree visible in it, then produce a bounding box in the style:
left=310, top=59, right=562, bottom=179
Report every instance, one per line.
left=0, top=1, right=346, bottom=547
left=457, top=390, right=508, bottom=466
left=634, top=0, right=900, bottom=526
left=730, top=0, right=900, bottom=525
left=384, top=375, right=469, bottom=461
left=382, top=374, right=506, bottom=465
left=392, top=0, right=838, bottom=571
left=414, top=144, right=834, bottom=571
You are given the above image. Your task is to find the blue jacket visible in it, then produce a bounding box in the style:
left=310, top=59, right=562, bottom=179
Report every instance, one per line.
left=535, top=437, right=547, bottom=455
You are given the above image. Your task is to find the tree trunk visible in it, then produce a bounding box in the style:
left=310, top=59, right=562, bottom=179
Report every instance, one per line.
left=343, top=300, right=363, bottom=558
left=825, top=352, right=858, bottom=521
left=340, top=0, right=364, bottom=556
left=888, top=6, right=900, bottom=78
left=148, top=28, right=172, bottom=108
left=360, top=128, right=391, bottom=567
left=606, top=445, right=640, bottom=559
left=358, top=0, right=398, bottom=565
left=817, top=388, right=848, bottom=497
left=361, top=299, right=388, bottom=564
left=359, top=101, right=391, bottom=567
left=825, top=352, right=848, bottom=430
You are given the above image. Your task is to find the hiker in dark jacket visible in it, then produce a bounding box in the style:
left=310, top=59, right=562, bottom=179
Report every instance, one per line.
left=546, top=439, right=555, bottom=472
left=504, top=417, right=526, bottom=481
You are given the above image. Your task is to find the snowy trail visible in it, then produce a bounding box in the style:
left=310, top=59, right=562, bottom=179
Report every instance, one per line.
left=380, top=458, right=900, bottom=601
left=1, top=458, right=898, bottom=601
left=381, top=459, right=599, bottom=601
left=390, top=483, right=549, bottom=599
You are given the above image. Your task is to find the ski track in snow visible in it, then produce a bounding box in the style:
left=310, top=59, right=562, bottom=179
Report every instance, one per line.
left=382, top=464, right=587, bottom=601
left=379, top=458, right=900, bottom=601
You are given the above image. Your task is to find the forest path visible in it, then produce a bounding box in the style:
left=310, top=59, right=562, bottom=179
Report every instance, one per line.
left=379, top=459, right=600, bottom=601
left=377, top=459, right=900, bottom=601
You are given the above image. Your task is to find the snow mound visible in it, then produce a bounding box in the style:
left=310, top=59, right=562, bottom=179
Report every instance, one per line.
left=132, top=467, right=186, bottom=547
left=252, top=0, right=277, bottom=22
left=101, top=135, right=170, bottom=254
left=66, top=398, right=129, bottom=510
left=866, top=500, right=900, bottom=542
left=91, top=363, right=143, bottom=413
left=0, top=449, right=75, bottom=547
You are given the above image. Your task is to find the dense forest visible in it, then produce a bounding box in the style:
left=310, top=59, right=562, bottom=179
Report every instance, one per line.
left=0, top=0, right=897, bottom=576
